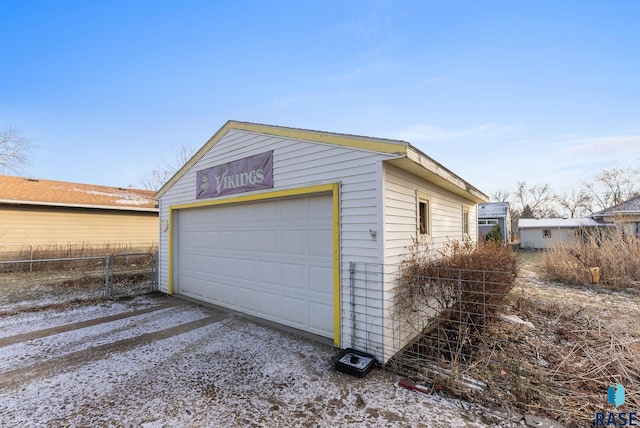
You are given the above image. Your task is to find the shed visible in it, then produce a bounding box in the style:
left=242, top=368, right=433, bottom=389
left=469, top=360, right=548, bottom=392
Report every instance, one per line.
left=156, top=121, right=488, bottom=361
left=0, top=175, right=158, bottom=248
left=478, top=202, right=511, bottom=242
left=518, top=217, right=603, bottom=249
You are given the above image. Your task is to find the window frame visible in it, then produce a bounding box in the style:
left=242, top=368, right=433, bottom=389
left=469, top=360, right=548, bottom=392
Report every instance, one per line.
left=542, top=229, right=552, bottom=239
left=462, top=207, right=469, bottom=237
left=417, top=191, right=432, bottom=238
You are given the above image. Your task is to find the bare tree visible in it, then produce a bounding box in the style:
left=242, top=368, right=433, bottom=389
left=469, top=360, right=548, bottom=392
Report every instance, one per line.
left=0, top=126, right=34, bottom=174
left=514, top=181, right=556, bottom=218
left=138, top=143, right=197, bottom=191
left=555, top=188, right=592, bottom=218
left=583, top=166, right=640, bottom=212
left=491, top=189, right=511, bottom=203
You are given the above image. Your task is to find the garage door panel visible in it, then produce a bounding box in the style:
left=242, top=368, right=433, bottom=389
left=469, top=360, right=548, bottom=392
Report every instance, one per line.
left=219, top=257, right=236, bottom=277
left=309, top=197, right=332, bottom=219
left=205, top=231, right=219, bottom=248
left=282, top=198, right=304, bottom=221
left=258, top=200, right=279, bottom=222
left=309, top=266, right=332, bottom=295
left=309, top=302, right=333, bottom=334
left=237, top=287, right=258, bottom=311
left=237, top=231, right=256, bottom=251
left=258, top=260, right=280, bottom=284
left=282, top=296, right=305, bottom=326
left=282, top=263, right=306, bottom=290
left=258, top=291, right=281, bottom=318
left=221, top=231, right=237, bottom=250
left=176, top=194, right=334, bottom=339
left=309, top=230, right=332, bottom=256
left=258, top=231, right=279, bottom=252
left=237, top=259, right=257, bottom=281
left=218, top=282, right=236, bottom=305
left=282, top=230, right=304, bottom=254
left=237, top=205, right=255, bottom=223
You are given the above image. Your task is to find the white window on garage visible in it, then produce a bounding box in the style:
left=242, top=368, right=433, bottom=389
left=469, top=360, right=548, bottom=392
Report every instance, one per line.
left=417, top=192, right=431, bottom=238
left=462, top=207, right=469, bottom=236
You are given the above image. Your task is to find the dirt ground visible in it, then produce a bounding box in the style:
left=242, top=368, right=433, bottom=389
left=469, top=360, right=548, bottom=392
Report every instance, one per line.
left=0, top=292, right=513, bottom=427
left=490, top=251, right=640, bottom=426
left=1, top=251, right=637, bottom=427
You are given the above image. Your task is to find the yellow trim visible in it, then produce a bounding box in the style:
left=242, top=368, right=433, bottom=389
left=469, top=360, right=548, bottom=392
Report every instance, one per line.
left=229, top=122, right=406, bottom=154
left=168, top=183, right=341, bottom=347
left=156, top=120, right=407, bottom=198
left=168, top=209, right=174, bottom=294
left=331, top=183, right=341, bottom=347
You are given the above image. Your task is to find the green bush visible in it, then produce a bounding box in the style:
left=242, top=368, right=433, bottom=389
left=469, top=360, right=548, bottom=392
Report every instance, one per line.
left=485, top=224, right=503, bottom=243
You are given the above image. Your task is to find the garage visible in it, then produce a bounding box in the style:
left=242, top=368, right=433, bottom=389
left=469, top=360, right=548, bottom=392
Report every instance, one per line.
left=157, top=120, right=488, bottom=360
left=174, top=194, right=334, bottom=338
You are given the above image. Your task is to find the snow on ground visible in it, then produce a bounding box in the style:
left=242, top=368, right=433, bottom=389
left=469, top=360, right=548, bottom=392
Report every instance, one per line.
left=0, top=296, right=514, bottom=427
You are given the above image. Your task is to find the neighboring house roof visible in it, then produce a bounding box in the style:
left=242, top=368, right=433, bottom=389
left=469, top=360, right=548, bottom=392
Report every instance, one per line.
left=478, top=202, right=509, bottom=219
left=518, top=217, right=603, bottom=229
left=592, top=195, right=640, bottom=219
left=156, top=120, right=489, bottom=203
left=0, top=175, right=158, bottom=212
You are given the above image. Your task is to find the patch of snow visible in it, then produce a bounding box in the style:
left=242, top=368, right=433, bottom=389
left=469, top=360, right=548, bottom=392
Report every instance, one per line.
left=498, top=313, right=535, bottom=329
left=0, top=297, right=515, bottom=427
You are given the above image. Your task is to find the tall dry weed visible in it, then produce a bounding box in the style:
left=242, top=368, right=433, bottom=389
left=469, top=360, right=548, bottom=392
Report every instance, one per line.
left=543, top=225, right=640, bottom=289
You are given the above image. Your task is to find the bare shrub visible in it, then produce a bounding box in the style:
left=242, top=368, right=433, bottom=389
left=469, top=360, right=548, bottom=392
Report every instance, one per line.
left=543, top=224, right=640, bottom=289
left=396, top=238, right=518, bottom=368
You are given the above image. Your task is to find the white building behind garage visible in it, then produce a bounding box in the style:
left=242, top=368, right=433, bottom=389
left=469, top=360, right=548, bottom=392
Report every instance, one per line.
left=156, top=121, right=488, bottom=363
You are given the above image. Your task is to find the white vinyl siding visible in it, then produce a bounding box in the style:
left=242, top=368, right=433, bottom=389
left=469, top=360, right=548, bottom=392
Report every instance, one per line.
left=159, top=131, right=392, bottom=289
left=519, top=227, right=577, bottom=249
left=382, top=164, right=479, bottom=265
left=380, top=163, right=480, bottom=362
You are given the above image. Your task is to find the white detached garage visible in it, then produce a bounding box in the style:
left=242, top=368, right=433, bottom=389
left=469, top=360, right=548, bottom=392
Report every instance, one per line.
left=156, top=121, right=488, bottom=362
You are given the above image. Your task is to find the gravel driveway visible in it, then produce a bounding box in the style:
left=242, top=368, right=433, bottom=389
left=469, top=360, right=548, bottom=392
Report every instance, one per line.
left=0, top=295, right=510, bottom=427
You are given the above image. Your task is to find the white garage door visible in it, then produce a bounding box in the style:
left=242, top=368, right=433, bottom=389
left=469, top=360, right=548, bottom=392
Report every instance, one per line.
left=175, top=194, right=334, bottom=338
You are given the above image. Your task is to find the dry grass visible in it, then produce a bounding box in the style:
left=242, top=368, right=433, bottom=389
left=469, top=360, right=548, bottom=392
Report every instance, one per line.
left=392, top=248, right=639, bottom=426
left=542, top=225, right=640, bottom=289
left=0, top=242, right=157, bottom=273
left=0, top=247, right=158, bottom=313
left=467, top=250, right=640, bottom=427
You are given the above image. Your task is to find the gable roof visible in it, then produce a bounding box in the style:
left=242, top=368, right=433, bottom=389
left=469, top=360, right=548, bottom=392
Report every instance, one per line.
left=0, top=175, right=158, bottom=212
left=592, top=195, right=640, bottom=218
left=156, top=120, right=488, bottom=203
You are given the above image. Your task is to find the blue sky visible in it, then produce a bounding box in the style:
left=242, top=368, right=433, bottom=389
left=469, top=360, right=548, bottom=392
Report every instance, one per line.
left=1, top=0, right=638, bottom=197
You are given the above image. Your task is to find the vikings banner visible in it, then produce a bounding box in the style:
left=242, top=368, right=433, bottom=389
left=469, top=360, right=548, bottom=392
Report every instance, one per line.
left=196, top=151, right=274, bottom=199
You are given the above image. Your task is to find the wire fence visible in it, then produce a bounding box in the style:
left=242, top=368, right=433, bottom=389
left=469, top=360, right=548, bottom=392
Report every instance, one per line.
left=0, top=242, right=157, bottom=273
left=346, top=262, right=515, bottom=399
left=0, top=244, right=158, bottom=301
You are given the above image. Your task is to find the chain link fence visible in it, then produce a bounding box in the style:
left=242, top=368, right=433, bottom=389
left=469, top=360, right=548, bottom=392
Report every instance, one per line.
left=0, top=243, right=158, bottom=307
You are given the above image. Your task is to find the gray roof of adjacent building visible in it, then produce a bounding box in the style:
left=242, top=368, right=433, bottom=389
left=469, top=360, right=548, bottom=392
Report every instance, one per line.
left=518, top=217, right=603, bottom=229
left=478, top=202, right=510, bottom=219
left=593, top=195, right=640, bottom=217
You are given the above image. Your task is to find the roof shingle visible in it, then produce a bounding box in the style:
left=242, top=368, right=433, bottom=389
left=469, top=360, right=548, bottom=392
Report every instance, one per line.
left=0, top=175, right=157, bottom=211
